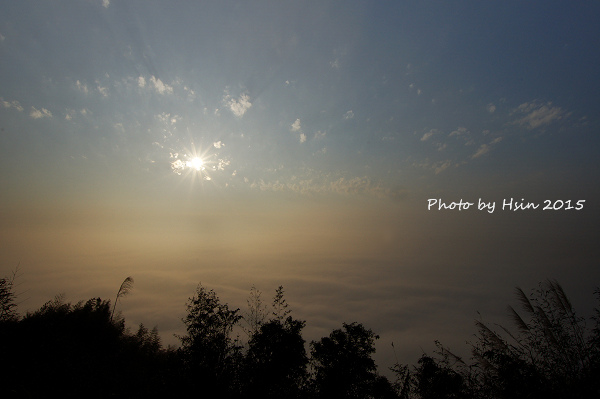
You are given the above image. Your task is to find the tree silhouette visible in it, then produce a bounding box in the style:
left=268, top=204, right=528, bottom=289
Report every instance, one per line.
left=243, top=285, right=268, bottom=338
left=244, top=286, right=308, bottom=398
left=310, top=322, right=396, bottom=398
left=178, top=283, right=242, bottom=397
left=413, top=353, right=467, bottom=399
left=272, top=285, right=291, bottom=321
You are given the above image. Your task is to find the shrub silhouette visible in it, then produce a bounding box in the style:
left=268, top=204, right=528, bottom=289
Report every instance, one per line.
left=402, top=280, right=600, bottom=399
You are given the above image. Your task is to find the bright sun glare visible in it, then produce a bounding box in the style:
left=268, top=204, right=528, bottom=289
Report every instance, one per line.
left=186, top=157, right=204, bottom=171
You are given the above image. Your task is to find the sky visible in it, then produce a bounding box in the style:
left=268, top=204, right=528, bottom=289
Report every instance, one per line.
left=1, top=0, right=600, bottom=372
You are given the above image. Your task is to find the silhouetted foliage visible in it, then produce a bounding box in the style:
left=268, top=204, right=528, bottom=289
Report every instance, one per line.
left=177, top=283, right=243, bottom=397
left=465, top=279, right=600, bottom=398
left=111, top=275, right=134, bottom=322
left=0, top=268, right=19, bottom=322
left=414, top=354, right=467, bottom=399
left=243, top=285, right=268, bottom=337
left=0, top=282, right=172, bottom=398
left=244, top=286, right=308, bottom=398
left=272, top=285, right=292, bottom=321
left=311, top=322, right=397, bottom=398
left=3, top=277, right=597, bottom=399
left=398, top=280, right=600, bottom=399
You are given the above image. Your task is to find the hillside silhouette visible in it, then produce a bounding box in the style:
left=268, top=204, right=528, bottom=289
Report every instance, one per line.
left=1, top=273, right=599, bottom=398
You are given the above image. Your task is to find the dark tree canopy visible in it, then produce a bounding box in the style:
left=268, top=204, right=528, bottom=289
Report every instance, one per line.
left=311, top=322, right=396, bottom=398
left=2, top=276, right=598, bottom=399
left=177, top=283, right=243, bottom=397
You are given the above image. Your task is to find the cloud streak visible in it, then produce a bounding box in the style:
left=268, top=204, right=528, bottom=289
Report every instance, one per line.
left=30, top=107, right=52, bottom=119
left=512, top=101, right=565, bottom=129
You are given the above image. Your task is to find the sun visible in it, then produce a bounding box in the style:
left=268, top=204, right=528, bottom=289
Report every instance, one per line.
left=170, top=150, right=213, bottom=181
left=170, top=142, right=229, bottom=183
left=186, top=157, right=204, bottom=171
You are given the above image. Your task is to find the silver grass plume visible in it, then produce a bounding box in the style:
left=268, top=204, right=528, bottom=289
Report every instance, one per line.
left=110, top=276, right=134, bottom=322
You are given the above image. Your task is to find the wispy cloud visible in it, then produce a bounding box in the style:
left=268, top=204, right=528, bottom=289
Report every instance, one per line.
left=472, top=136, right=502, bottom=159
left=247, top=173, right=392, bottom=199
left=76, top=80, right=89, bottom=94
left=1, top=99, right=24, bottom=112
left=512, top=101, right=565, bottom=129
left=434, top=160, right=453, bottom=174
left=30, top=107, right=52, bottom=119
left=343, top=110, right=354, bottom=120
left=471, top=144, right=490, bottom=159
left=102, top=0, right=110, bottom=8
left=449, top=127, right=468, bottom=137
left=65, top=109, right=76, bottom=120
left=96, top=80, right=108, bottom=97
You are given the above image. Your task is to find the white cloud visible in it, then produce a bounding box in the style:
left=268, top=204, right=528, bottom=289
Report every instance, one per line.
left=102, top=0, right=110, bottom=8
left=291, top=118, right=301, bottom=132
left=513, top=101, right=565, bottom=129
left=30, top=107, right=52, bottom=119
left=137, top=76, right=146, bottom=88
left=487, top=103, right=496, bottom=113
left=300, top=133, right=307, bottom=143
left=421, top=130, right=435, bottom=141
left=449, top=127, right=468, bottom=137
left=343, top=110, right=354, bottom=120
left=213, top=141, right=224, bottom=149
left=148, top=75, right=173, bottom=94
left=0, top=33, right=5, bottom=42
left=225, top=93, right=252, bottom=117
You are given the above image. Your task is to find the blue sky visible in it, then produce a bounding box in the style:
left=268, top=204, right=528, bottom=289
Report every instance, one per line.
left=1, top=0, right=599, bottom=371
